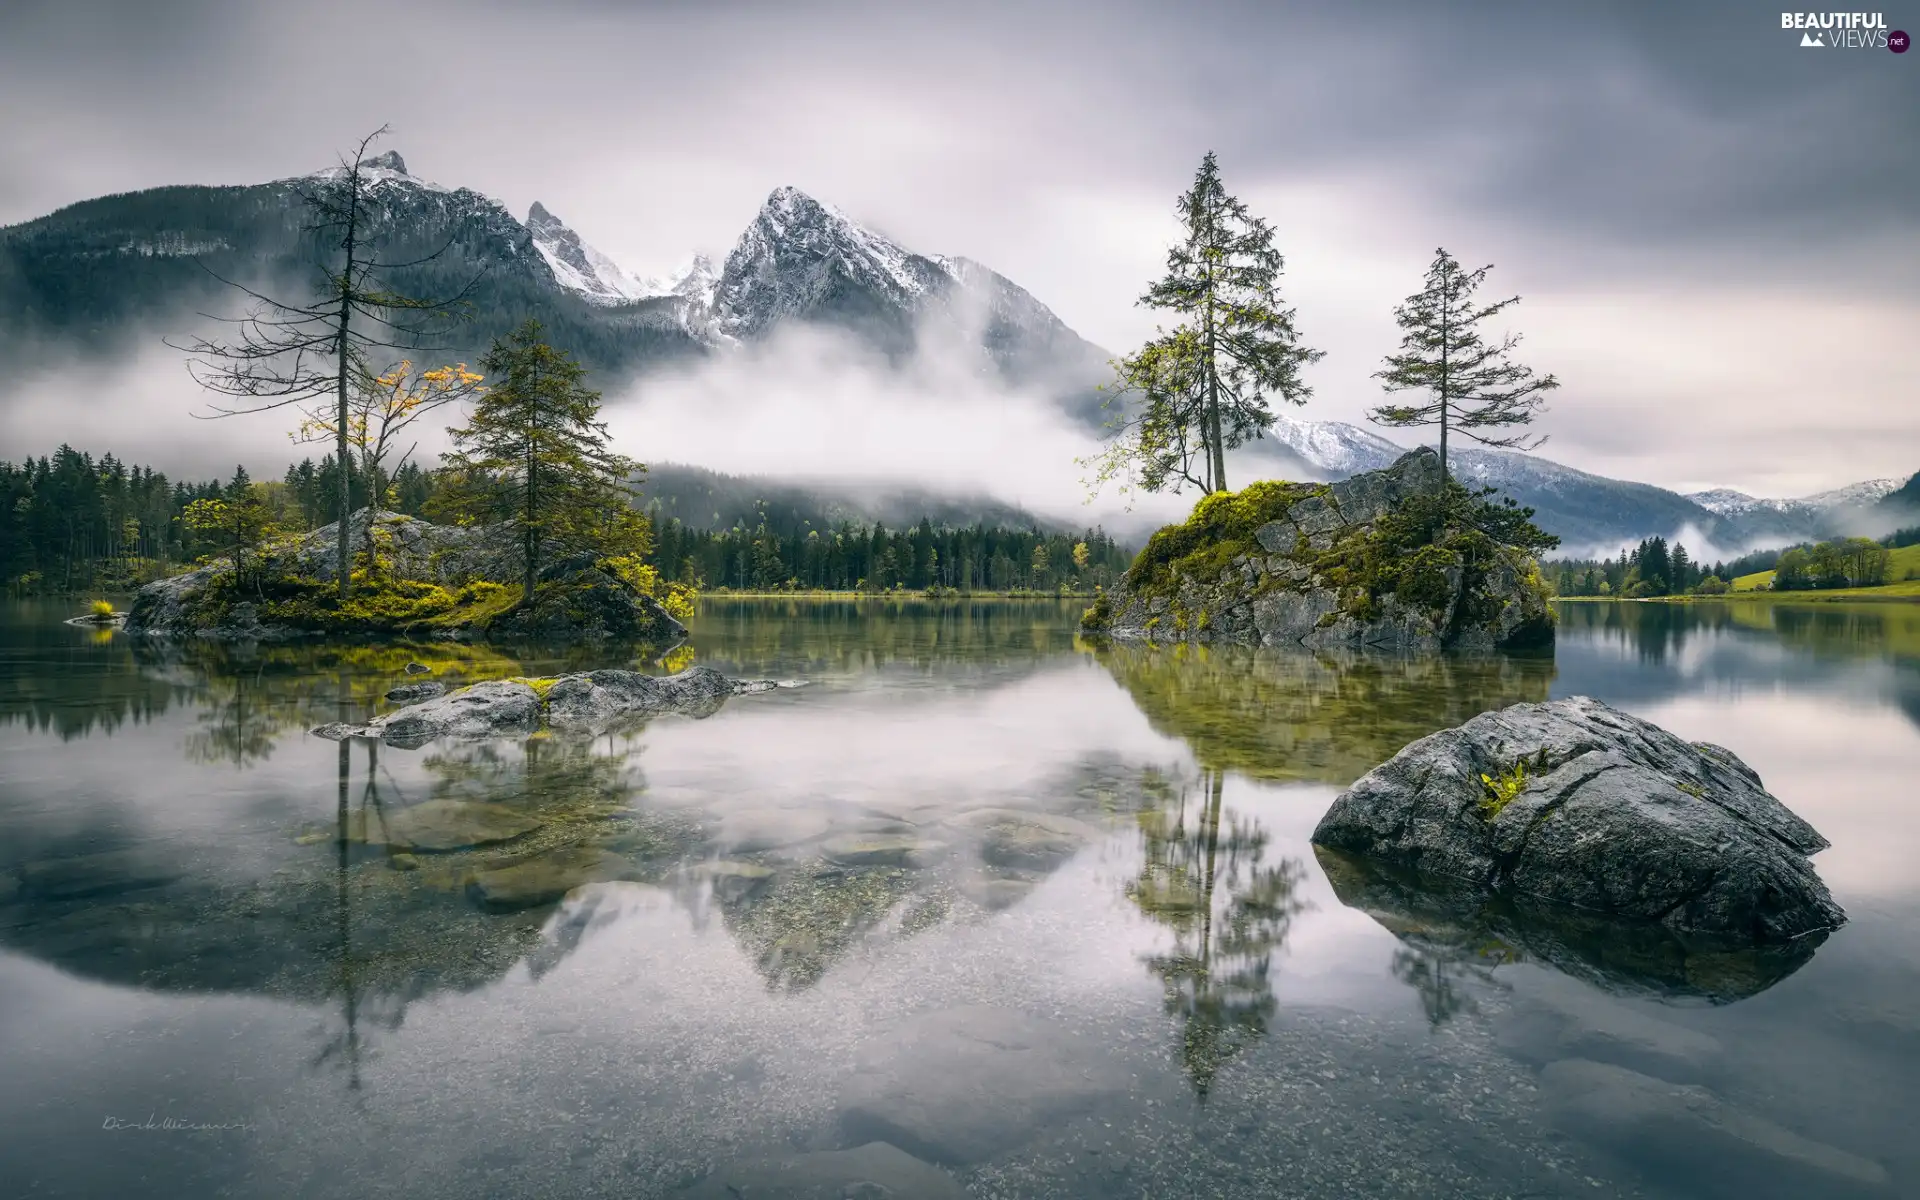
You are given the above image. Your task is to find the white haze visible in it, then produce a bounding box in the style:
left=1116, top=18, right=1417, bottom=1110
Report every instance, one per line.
left=599, top=320, right=1193, bottom=538
left=0, top=322, right=1201, bottom=540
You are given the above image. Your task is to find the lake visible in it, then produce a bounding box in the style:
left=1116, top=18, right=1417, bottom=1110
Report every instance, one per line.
left=1, top=597, right=1916, bottom=1199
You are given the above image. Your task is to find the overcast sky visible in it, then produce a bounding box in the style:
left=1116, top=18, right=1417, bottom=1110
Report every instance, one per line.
left=1, top=0, right=1916, bottom=496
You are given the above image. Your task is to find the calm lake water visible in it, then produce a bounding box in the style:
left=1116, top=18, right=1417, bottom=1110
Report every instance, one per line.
left=2, top=597, right=1917, bottom=1199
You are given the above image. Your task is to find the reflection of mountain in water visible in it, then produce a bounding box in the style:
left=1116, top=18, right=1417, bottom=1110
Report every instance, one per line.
left=1096, top=643, right=1554, bottom=785
left=1128, top=770, right=1308, bottom=1097
left=1555, top=601, right=1920, bottom=733
left=1318, top=849, right=1827, bottom=1016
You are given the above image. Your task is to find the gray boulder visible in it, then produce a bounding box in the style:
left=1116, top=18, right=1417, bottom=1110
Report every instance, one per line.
left=1311, top=696, right=1843, bottom=941
left=313, top=666, right=775, bottom=748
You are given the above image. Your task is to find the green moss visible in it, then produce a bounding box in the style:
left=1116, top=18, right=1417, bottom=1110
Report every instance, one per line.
left=1079, top=589, right=1113, bottom=632
left=1123, top=479, right=1327, bottom=601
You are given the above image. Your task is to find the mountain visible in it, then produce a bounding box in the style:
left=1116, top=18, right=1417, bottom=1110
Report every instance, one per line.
left=0, top=156, right=1104, bottom=402
left=0, top=150, right=1898, bottom=554
left=1245, top=415, right=1901, bottom=555
left=0, top=150, right=704, bottom=373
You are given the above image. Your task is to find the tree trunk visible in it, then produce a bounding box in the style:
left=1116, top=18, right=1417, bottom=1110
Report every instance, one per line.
left=335, top=176, right=359, bottom=602
left=1438, top=268, right=1451, bottom=490
left=523, top=399, right=537, bottom=608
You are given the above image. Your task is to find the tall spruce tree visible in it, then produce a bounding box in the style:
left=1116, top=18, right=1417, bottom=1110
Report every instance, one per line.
left=1086, top=153, right=1321, bottom=497
left=438, top=322, right=645, bottom=605
left=1368, top=249, right=1559, bottom=485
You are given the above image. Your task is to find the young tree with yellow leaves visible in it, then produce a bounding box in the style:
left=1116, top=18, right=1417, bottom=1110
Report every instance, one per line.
left=294, top=358, right=484, bottom=568
left=171, top=125, right=478, bottom=600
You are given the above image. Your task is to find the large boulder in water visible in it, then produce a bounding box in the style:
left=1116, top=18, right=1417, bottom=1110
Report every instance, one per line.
left=1310, top=696, right=1843, bottom=942
left=1095, top=449, right=1554, bottom=653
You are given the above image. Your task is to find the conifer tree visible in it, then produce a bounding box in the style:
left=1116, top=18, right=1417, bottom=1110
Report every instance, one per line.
left=1087, top=153, right=1322, bottom=497
left=438, top=322, right=645, bottom=605
left=1368, top=249, right=1559, bottom=485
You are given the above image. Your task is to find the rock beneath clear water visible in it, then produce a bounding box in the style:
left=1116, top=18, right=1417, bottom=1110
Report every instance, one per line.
left=689, top=860, right=776, bottom=900
left=678, top=1141, right=967, bottom=1199
left=310, top=666, right=772, bottom=747
left=821, top=834, right=941, bottom=868
left=837, top=1005, right=1136, bottom=1165
left=1540, top=1059, right=1892, bottom=1198
left=948, top=807, right=1099, bottom=868
left=16, top=851, right=183, bottom=902
left=354, top=799, right=542, bottom=853
left=1311, top=696, right=1843, bottom=942
left=715, top=807, right=838, bottom=855
left=383, top=681, right=446, bottom=703
left=404, top=661, right=432, bottom=675
left=466, top=845, right=624, bottom=911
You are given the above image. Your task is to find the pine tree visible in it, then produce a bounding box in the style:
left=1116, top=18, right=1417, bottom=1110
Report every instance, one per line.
left=1369, top=249, right=1559, bottom=485
left=438, top=322, right=644, bottom=605
left=1086, top=152, right=1322, bottom=496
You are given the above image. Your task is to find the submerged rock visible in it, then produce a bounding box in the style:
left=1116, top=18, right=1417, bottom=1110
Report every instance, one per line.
left=466, top=845, right=624, bottom=911
left=837, top=1005, right=1136, bottom=1165
left=311, top=666, right=775, bottom=747
left=383, top=680, right=446, bottom=703
left=1311, top=696, right=1843, bottom=942
left=351, top=798, right=543, bottom=853
left=1098, top=449, right=1554, bottom=652
left=679, top=1141, right=967, bottom=1200
left=1541, top=1059, right=1892, bottom=1198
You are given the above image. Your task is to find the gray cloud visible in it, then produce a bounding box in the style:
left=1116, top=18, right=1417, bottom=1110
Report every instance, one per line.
left=1, top=0, right=1914, bottom=494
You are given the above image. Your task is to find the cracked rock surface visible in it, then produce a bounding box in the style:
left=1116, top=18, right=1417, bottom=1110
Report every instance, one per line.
left=1310, top=695, right=1844, bottom=940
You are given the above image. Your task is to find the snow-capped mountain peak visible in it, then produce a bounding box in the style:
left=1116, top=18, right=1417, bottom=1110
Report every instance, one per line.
left=308, top=149, right=451, bottom=194
left=1686, top=487, right=1765, bottom=517
left=712, top=186, right=950, bottom=341
left=525, top=201, right=664, bottom=305
left=1686, top=478, right=1902, bottom=519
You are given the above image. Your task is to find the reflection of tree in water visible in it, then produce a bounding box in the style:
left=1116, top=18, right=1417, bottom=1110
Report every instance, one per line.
left=1128, top=769, right=1307, bottom=1097
left=1388, top=937, right=1519, bottom=1028
left=1097, top=642, right=1554, bottom=786
left=184, top=666, right=285, bottom=767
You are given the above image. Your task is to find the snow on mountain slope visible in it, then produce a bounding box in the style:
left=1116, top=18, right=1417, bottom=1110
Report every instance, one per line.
left=526, top=201, right=659, bottom=304
left=1261, top=413, right=1404, bottom=476
left=710, top=186, right=951, bottom=344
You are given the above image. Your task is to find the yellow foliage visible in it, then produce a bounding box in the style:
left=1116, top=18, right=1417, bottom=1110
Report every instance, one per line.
left=89, top=598, right=116, bottom=617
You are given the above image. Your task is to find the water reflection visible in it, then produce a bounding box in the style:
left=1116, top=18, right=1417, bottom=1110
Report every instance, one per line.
left=1128, top=770, right=1308, bottom=1096
left=1096, top=641, right=1554, bottom=785
left=1319, top=849, right=1827, bottom=1010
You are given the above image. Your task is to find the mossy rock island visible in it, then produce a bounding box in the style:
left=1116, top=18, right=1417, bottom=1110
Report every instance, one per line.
left=123, top=509, right=689, bottom=645
left=1085, top=449, right=1555, bottom=653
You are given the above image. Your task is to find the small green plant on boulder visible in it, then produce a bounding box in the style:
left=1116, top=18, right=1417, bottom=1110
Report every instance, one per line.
left=1478, top=759, right=1530, bottom=819
left=89, top=599, right=116, bottom=618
